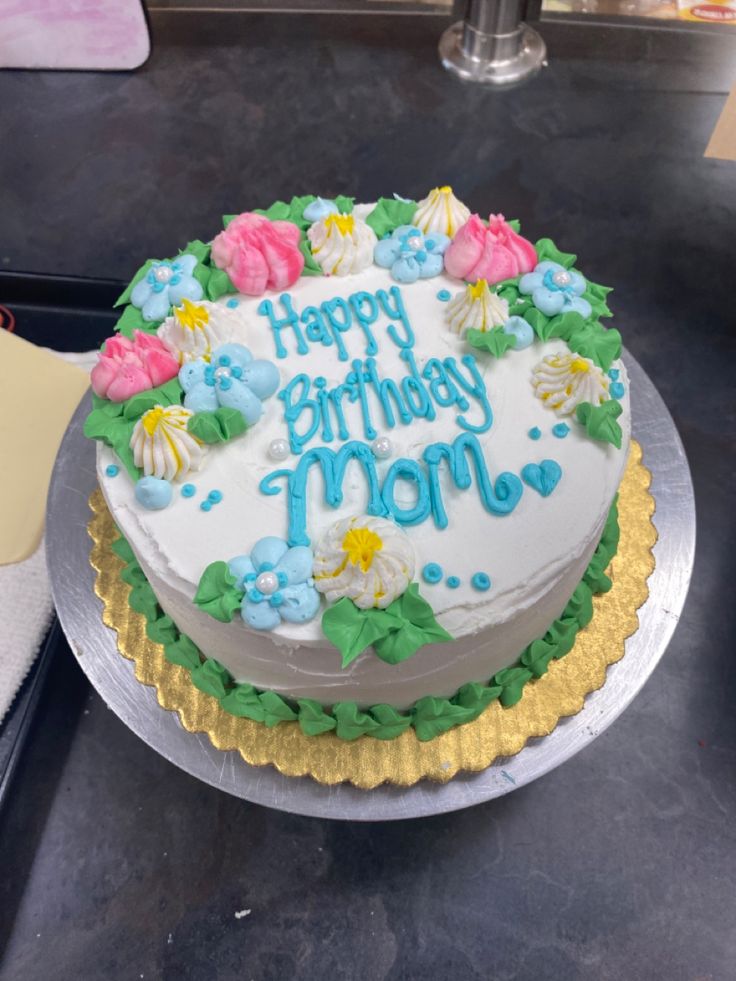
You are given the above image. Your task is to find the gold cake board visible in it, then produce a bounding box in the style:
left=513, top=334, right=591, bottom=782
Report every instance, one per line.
left=89, top=440, right=655, bottom=789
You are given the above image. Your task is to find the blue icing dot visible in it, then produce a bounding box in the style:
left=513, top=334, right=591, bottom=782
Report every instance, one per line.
left=552, top=423, right=570, bottom=439
left=226, top=298, right=239, bottom=309
left=608, top=368, right=619, bottom=381
left=502, top=316, right=534, bottom=350
left=528, top=427, right=542, bottom=441
left=471, top=572, right=491, bottom=592
left=303, top=197, right=338, bottom=222
left=182, top=483, right=196, bottom=498
left=422, top=562, right=443, bottom=584
left=135, top=476, right=172, bottom=511
left=436, top=289, right=451, bottom=302
left=200, top=500, right=212, bottom=512
left=105, top=464, right=119, bottom=477
left=610, top=382, right=625, bottom=399
left=446, top=576, right=461, bottom=589
left=208, top=489, right=223, bottom=503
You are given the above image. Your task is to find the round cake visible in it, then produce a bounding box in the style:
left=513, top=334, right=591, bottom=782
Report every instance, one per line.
left=87, top=189, right=630, bottom=740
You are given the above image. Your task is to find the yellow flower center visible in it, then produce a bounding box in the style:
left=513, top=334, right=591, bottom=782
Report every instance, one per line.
left=439, top=185, right=453, bottom=194
left=141, top=406, right=165, bottom=436
left=325, top=213, right=355, bottom=236
left=570, top=358, right=590, bottom=374
left=174, top=297, right=210, bottom=331
left=468, top=279, right=489, bottom=300
left=341, top=527, right=383, bottom=573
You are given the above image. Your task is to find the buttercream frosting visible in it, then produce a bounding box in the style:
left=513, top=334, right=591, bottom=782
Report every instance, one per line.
left=307, top=213, right=377, bottom=276
left=414, top=186, right=470, bottom=238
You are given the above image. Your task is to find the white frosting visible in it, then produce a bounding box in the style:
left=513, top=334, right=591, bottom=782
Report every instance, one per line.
left=532, top=352, right=610, bottom=416
left=446, top=280, right=509, bottom=335
left=130, top=405, right=206, bottom=481
left=307, top=214, right=377, bottom=276
left=314, top=515, right=415, bottom=610
left=157, top=299, right=239, bottom=365
left=414, top=186, right=471, bottom=237
left=98, top=259, right=631, bottom=710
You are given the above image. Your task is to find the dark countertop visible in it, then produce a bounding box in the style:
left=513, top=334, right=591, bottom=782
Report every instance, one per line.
left=1, top=12, right=735, bottom=981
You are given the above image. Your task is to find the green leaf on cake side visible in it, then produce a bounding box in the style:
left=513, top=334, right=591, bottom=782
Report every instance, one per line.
left=466, top=327, right=517, bottom=358
left=190, top=659, right=230, bottom=700
left=220, top=684, right=267, bottom=722
left=365, top=197, right=418, bottom=238
left=299, top=235, right=322, bottom=277
left=567, top=322, right=622, bottom=372
left=321, top=584, right=452, bottom=669
left=187, top=407, right=248, bottom=445
left=576, top=399, right=623, bottom=449
left=122, top=377, right=184, bottom=421
left=113, top=304, right=158, bottom=338
left=534, top=238, right=577, bottom=270
left=163, top=635, right=202, bottom=671
left=297, top=698, right=338, bottom=736
left=194, top=561, right=244, bottom=623
left=206, top=266, right=237, bottom=301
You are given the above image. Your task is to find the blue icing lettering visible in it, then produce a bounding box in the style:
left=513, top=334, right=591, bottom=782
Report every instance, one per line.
left=257, top=294, right=308, bottom=359
left=300, top=305, right=333, bottom=348
left=376, top=286, right=415, bottom=350
left=364, top=357, right=412, bottom=428
left=398, top=349, right=437, bottom=421
left=347, top=291, right=379, bottom=355
left=422, top=358, right=469, bottom=411
left=444, top=355, right=493, bottom=434
left=279, top=374, right=322, bottom=454
left=381, top=459, right=431, bottom=525
left=320, top=297, right=352, bottom=361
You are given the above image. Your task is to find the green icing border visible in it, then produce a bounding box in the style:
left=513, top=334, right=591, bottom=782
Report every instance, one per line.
left=109, top=498, right=620, bottom=743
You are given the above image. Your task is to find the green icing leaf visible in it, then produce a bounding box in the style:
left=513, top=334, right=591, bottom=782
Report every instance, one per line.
left=576, top=399, right=623, bottom=449
left=114, top=304, right=155, bottom=338
left=465, top=327, right=516, bottom=359
left=567, top=322, right=622, bottom=371
left=254, top=200, right=292, bottom=222
left=373, top=585, right=452, bottom=666
left=146, top=614, right=178, bottom=646
left=544, top=616, right=578, bottom=659
left=333, top=702, right=381, bottom=741
left=222, top=214, right=237, bottom=227
left=454, top=681, right=502, bottom=718
left=521, top=638, right=557, bottom=678
left=128, top=582, right=160, bottom=623
left=297, top=698, right=337, bottom=736
left=206, top=266, right=237, bottom=302
left=122, top=377, right=183, bottom=421
left=507, top=218, right=521, bottom=232
left=83, top=404, right=139, bottom=481
left=115, top=259, right=155, bottom=308
left=220, top=684, right=266, bottom=722
left=493, top=666, right=534, bottom=707
left=520, top=306, right=548, bottom=338
left=299, top=235, right=322, bottom=276
left=333, top=195, right=355, bottom=215
left=535, top=310, right=585, bottom=343
left=368, top=704, right=412, bottom=740
left=365, top=197, right=417, bottom=238
left=187, top=407, right=247, bottom=445
left=111, top=536, right=136, bottom=565
left=180, top=239, right=211, bottom=265
left=194, top=561, right=244, bottom=623
left=583, top=278, right=614, bottom=320
left=191, top=659, right=230, bottom=700
left=535, top=238, right=577, bottom=269
left=563, top=581, right=594, bottom=628
left=163, top=635, right=202, bottom=671
left=259, top=690, right=298, bottom=726
left=583, top=550, right=613, bottom=594
left=321, top=598, right=401, bottom=668
left=412, top=696, right=470, bottom=742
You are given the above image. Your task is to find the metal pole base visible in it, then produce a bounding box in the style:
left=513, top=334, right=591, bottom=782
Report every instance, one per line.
left=439, top=20, right=546, bottom=87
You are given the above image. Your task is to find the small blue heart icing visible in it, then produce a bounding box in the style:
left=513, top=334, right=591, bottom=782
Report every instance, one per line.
left=521, top=460, right=562, bottom=497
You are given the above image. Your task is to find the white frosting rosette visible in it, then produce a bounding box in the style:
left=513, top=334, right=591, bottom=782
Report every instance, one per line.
left=157, top=298, right=238, bottom=365
left=313, top=515, right=415, bottom=610
left=532, top=353, right=610, bottom=416
left=307, top=214, right=377, bottom=276
left=446, top=280, right=509, bottom=335
left=130, top=404, right=207, bottom=481
left=414, top=186, right=470, bottom=238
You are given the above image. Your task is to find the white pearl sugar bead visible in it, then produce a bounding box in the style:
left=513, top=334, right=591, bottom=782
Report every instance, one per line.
left=268, top=438, right=290, bottom=461
left=552, top=270, right=572, bottom=287
left=214, top=366, right=230, bottom=380
left=153, top=266, right=172, bottom=283
left=372, top=436, right=393, bottom=459
left=255, top=571, right=279, bottom=595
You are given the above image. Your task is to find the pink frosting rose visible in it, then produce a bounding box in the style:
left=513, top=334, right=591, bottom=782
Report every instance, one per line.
left=444, top=214, right=538, bottom=285
left=211, top=212, right=305, bottom=296
left=91, top=330, right=179, bottom=403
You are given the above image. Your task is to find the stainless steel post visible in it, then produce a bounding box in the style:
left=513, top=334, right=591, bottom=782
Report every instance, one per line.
left=439, top=0, right=546, bottom=87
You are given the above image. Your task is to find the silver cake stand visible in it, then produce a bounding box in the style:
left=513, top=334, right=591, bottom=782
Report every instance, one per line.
left=46, top=352, right=695, bottom=821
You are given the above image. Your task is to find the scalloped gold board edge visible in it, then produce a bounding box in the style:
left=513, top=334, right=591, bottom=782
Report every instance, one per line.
left=89, top=440, right=656, bottom=789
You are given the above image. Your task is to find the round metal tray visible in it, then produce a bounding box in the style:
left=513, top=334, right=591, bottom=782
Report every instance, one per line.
left=46, top=352, right=695, bottom=821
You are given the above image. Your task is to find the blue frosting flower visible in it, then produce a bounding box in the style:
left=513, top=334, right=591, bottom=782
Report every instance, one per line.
left=228, top=537, right=320, bottom=631
left=179, top=344, right=279, bottom=425
left=130, top=254, right=204, bottom=322
left=518, top=261, right=592, bottom=319
left=374, top=225, right=450, bottom=284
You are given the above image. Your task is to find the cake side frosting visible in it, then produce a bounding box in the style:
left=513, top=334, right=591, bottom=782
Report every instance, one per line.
left=88, top=190, right=630, bottom=724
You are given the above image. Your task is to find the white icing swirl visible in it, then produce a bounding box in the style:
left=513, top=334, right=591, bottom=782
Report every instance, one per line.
left=157, top=298, right=238, bottom=365
left=446, top=280, right=509, bottom=335
left=532, top=353, right=610, bottom=416
left=313, top=515, right=415, bottom=610
left=130, top=405, right=207, bottom=481
left=307, top=214, right=377, bottom=276
left=414, top=186, right=470, bottom=238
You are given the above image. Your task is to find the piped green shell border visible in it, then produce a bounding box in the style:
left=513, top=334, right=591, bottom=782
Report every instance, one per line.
left=111, top=498, right=619, bottom=743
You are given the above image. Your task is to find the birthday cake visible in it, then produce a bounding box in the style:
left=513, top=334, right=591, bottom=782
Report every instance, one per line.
left=86, top=188, right=630, bottom=742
